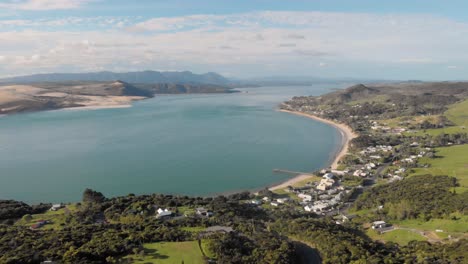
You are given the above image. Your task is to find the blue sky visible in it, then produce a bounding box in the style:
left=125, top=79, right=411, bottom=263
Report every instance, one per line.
left=1, top=0, right=468, bottom=80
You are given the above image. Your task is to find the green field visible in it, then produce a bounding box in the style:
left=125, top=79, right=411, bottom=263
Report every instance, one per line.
left=15, top=204, right=79, bottom=230
left=123, top=241, right=205, bottom=264
left=366, top=229, right=426, bottom=245
left=411, top=144, right=468, bottom=192
left=394, top=215, right=468, bottom=233
left=409, top=99, right=468, bottom=136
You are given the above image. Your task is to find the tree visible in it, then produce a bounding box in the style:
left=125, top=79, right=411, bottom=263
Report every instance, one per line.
left=82, top=188, right=106, bottom=203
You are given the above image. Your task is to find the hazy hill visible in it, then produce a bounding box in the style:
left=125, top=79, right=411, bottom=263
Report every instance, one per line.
left=0, top=81, right=152, bottom=115
left=0, top=71, right=230, bottom=86
left=283, top=81, right=468, bottom=121
left=133, top=83, right=235, bottom=94
left=33, top=80, right=153, bottom=97
left=317, top=82, right=468, bottom=104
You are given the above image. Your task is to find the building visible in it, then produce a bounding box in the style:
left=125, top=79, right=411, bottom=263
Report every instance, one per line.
left=250, top=200, right=262, bottom=205
left=298, top=193, right=313, bottom=202
left=372, top=221, right=387, bottom=229
left=196, top=207, right=213, bottom=217
left=49, top=204, right=63, bottom=211
left=317, top=178, right=336, bottom=191
left=30, top=220, right=49, bottom=230
left=341, top=214, right=357, bottom=223
left=323, top=173, right=335, bottom=180
left=276, top=198, right=289, bottom=204
left=304, top=201, right=330, bottom=212
left=156, top=208, right=173, bottom=219
left=204, top=226, right=233, bottom=234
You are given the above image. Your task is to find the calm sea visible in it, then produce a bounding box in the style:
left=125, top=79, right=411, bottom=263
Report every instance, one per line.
left=0, top=85, right=345, bottom=203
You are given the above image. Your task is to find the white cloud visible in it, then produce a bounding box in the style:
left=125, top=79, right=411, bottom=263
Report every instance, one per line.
left=447, top=65, right=458, bottom=69
left=0, top=0, right=90, bottom=11
left=0, top=16, right=135, bottom=29
left=2, top=11, right=468, bottom=78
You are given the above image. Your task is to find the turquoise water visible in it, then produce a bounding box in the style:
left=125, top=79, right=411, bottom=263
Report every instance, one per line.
left=0, top=85, right=343, bottom=203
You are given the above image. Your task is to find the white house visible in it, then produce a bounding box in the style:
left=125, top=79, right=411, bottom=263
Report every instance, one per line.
left=50, top=204, right=63, bottom=211
left=276, top=198, right=289, bottom=204
left=250, top=200, right=262, bottom=205
left=311, top=201, right=329, bottom=212
left=298, top=193, right=313, bottom=202
left=196, top=207, right=213, bottom=217
left=156, top=208, right=173, bottom=219
left=317, top=178, right=336, bottom=191
left=372, top=221, right=387, bottom=229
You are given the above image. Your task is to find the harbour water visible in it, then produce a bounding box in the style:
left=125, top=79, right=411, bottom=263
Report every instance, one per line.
left=0, top=85, right=345, bottom=202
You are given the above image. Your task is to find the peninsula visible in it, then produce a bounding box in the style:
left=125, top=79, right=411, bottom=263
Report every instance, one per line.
left=0, top=71, right=236, bottom=115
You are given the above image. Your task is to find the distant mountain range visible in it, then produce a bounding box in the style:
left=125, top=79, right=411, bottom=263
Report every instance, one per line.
left=0, top=71, right=396, bottom=87
left=0, top=71, right=231, bottom=86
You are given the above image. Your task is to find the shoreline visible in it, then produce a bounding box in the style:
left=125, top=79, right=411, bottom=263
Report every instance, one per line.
left=269, top=109, right=357, bottom=191
left=60, top=104, right=133, bottom=111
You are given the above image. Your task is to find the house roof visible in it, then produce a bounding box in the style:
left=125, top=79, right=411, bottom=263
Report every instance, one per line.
left=205, top=226, right=233, bottom=233
left=157, top=211, right=173, bottom=217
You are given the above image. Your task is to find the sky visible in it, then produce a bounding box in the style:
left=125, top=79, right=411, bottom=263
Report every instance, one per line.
left=1, top=0, right=468, bottom=80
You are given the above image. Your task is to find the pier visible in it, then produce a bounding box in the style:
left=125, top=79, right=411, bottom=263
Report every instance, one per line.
left=273, top=169, right=315, bottom=177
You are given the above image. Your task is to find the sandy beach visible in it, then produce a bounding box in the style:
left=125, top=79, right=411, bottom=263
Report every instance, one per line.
left=269, top=109, right=357, bottom=191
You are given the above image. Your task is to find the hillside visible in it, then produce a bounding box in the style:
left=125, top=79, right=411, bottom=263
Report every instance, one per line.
left=0, top=81, right=152, bottom=115
left=0, top=71, right=231, bottom=86
left=283, top=82, right=468, bottom=125
left=0, top=80, right=236, bottom=115
left=281, top=81, right=468, bottom=249
left=134, top=82, right=235, bottom=94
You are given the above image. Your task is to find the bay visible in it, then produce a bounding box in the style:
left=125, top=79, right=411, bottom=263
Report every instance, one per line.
left=0, top=85, right=344, bottom=203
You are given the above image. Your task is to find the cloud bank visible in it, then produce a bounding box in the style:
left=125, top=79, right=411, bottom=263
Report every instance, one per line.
left=1, top=11, right=467, bottom=78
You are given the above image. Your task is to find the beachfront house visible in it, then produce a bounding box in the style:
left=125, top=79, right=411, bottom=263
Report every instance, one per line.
left=323, top=173, right=335, bottom=180
left=317, top=178, right=336, bottom=191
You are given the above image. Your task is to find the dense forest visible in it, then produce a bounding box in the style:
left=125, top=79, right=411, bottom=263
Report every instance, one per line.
left=1, top=188, right=467, bottom=263
left=354, top=175, right=468, bottom=220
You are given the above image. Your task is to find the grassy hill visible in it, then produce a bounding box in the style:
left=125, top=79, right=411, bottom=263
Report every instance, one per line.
left=411, top=144, right=468, bottom=193
left=123, top=241, right=205, bottom=264
left=410, top=99, right=468, bottom=136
